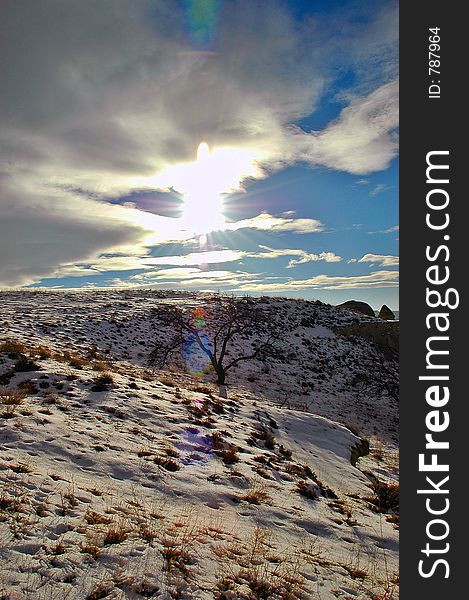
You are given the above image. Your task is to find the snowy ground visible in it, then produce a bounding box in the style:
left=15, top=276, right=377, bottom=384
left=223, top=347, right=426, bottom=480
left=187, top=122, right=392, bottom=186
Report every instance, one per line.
left=0, top=290, right=399, bottom=599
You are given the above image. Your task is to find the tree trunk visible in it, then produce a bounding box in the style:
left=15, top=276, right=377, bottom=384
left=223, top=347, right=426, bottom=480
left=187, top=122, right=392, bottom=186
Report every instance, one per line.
left=215, top=366, right=226, bottom=385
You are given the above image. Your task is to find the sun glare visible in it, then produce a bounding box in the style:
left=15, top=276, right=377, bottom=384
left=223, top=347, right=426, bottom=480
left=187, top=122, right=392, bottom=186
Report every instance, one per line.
left=132, top=142, right=262, bottom=235
left=181, top=142, right=226, bottom=234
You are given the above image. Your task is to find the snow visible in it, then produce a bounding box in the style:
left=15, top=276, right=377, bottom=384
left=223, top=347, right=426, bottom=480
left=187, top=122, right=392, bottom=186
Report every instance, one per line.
left=0, top=290, right=399, bottom=599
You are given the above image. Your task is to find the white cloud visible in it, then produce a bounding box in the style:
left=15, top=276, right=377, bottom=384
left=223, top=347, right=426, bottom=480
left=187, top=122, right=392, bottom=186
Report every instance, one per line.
left=289, top=80, right=399, bottom=175
left=369, top=183, right=393, bottom=197
left=380, top=225, right=399, bottom=234
left=142, top=250, right=243, bottom=267
left=236, top=269, right=399, bottom=292
left=66, top=264, right=398, bottom=294
left=58, top=242, right=341, bottom=277
left=225, top=213, right=324, bottom=234
left=130, top=267, right=258, bottom=289
left=0, top=194, right=329, bottom=285
left=358, top=253, right=399, bottom=267
left=125, top=265, right=398, bottom=293
left=287, top=251, right=342, bottom=268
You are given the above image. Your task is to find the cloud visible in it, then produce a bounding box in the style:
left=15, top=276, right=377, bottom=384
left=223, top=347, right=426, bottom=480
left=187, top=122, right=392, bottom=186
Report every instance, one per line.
left=236, top=270, right=399, bottom=292
left=142, top=250, right=243, bottom=267
left=129, top=267, right=259, bottom=290
left=369, top=183, right=393, bottom=197
left=367, top=225, right=399, bottom=235
left=358, top=253, right=399, bottom=267
left=0, top=0, right=326, bottom=193
left=93, top=266, right=398, bottom=294
left=286, top=251, right=342, bottom=268
left=380, top=225, right=399, bottom=234
left=56, top=240, right=341, bottom=278
left=0, top=181, right=157, bottom=287
left=289, top=80, right=399, bottom=175
left=225, top=213, right=324, bottom=234
left=0, top=205, right=326, bottom=286
left=132, top=265, right=398, bottom=292
left=0, top=1, right=398, bottom=287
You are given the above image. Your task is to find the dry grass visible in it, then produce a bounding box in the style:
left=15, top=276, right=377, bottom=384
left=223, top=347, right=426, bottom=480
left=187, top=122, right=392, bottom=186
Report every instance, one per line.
left=0, top=387, right=26, bottom=406
left=211, top=431, right=225, bottom=450
left=163, top=444, right=180, bottom=458
left=0, top=338, right=26, bottom=357
left=216, top=446, right=240, bottom=465
left=103, top=519, right=129, bottom=545
left=90, top=372, right=114, bottom=392
left=240, top=479, right=271, bottom=505
left=92, top=360, right=111, bottom=372
left=295, top=480, right=318, bottom=500
left=86, top=581, right=113, bottom=599
left=159, top=374, right=177, bottom=387
left=8, top=462, right=33, bottom=474
left=367, top=481, right=399, bottom=515
left=160, top=513, right=203, bottom=575
left=214, top=526, right=307, bottom=600
left=34, top=345, right=52, bottom=359
left=53, top=350, right=89, bottom=369
left=0, top=492, right=23, bottom=513
left=153, top=455, right=180, bottom=471
left=80, top=532, right=103, bottom=560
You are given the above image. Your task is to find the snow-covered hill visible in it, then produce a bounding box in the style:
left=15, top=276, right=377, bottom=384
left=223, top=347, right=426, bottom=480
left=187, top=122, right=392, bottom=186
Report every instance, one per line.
left=0, top=290, right=399, bottom=599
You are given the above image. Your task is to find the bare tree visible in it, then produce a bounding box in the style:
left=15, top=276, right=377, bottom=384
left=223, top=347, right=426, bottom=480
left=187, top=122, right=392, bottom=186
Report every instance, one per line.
left=148, top=295, right=289, bottom=386
left=351, top=352, right=399, bottom=404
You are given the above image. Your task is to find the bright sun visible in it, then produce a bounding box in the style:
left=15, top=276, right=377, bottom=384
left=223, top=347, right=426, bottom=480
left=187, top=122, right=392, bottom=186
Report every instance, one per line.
left=132, top=142, right=262, bottom=235
left=181, top=142, right=225, bottom=234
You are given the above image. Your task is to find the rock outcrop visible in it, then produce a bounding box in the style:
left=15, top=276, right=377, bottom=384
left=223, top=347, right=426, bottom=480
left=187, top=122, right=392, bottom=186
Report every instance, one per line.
left=378, top=304, right=395, bottom=320
left=336, top=300, right=375, bottom=318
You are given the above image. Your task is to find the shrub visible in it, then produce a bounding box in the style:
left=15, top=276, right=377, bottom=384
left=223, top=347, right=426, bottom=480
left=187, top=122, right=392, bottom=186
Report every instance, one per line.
left=92, top=360, right=110, bottom=372
left=211, top=431, right=225, bottom=450
left=0, top=339, right=26, bottom=358
left=86, top=582, right=112, bottom=599
left=103, top=520, right=129, bottom=545
left=9, top=462, right=33, bottom=474
left=0, top=387, right=26, bottom=406
left=164, top=445, right=180, bottom=458
left=367, top=481, right=399, bottom=514
left=34, top=345, right=52, bottom=359
left=14, top=355, right=40, bottom=372
left=18, top=380, right=38, bottom=394
left=68, top=355, right=87, bottom=369
left=91, top=373, right=114, bottom=392
left=264, top=432, right=276, bottom=450
left=240, top=480, right=270, bottom=505
left=216, top=446, right=239, bottom=465
left=153, top=455, right=180, bottom=471
left=296, top=480, right=318, bottom=500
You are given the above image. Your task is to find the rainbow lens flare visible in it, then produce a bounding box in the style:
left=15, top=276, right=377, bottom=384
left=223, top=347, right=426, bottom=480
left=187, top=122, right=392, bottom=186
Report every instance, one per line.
left=184, top=0, right=220, bottom=45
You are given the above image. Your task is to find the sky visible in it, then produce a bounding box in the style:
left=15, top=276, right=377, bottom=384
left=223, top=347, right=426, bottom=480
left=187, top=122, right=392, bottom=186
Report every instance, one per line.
left=0, top=0, right=399, bottom=309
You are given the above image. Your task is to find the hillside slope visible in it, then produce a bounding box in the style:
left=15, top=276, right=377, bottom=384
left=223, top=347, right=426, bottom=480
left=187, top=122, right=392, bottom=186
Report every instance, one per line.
left=0, top=290, right=399, bottom=599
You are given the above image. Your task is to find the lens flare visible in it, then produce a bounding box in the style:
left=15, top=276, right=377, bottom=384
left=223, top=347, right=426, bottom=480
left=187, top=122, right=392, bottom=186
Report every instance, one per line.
left=184, top=0, right=220, bottom=45
left=175, top=426, right=215, bottom=466
left=183, top=332, right=212, bottom=376
left=182, top=307, right=212, bottom=376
